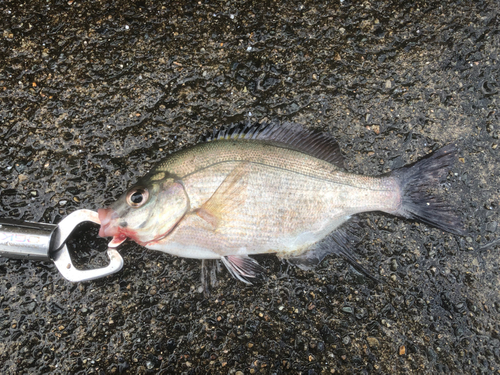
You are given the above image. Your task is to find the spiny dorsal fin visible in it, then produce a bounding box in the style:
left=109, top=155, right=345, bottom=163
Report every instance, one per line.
left=205, top=122, right=345, bottom=169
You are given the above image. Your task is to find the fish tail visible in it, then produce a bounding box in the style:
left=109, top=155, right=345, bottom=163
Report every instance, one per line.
left=390, top=144, right=465, bottom=235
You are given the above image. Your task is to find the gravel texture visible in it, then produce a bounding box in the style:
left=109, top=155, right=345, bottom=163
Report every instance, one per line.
left=1, top=0, right=499, bottom=374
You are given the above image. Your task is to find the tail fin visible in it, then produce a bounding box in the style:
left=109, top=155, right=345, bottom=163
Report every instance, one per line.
left=390, top=144, right=465, bottom=235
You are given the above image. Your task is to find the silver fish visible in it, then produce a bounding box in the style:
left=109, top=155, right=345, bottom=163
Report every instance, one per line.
left=98, top=122, right=464, bottom=283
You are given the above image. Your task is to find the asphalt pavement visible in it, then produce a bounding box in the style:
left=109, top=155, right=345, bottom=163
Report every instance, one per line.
left=1, top=0, right=499, bottom=373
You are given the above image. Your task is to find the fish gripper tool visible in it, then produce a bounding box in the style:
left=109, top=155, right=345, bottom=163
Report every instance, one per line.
left=0, top=209, right=123, bottom=282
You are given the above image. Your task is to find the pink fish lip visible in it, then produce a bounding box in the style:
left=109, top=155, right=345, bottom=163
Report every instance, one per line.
left=97, top=208, right=119, bottom=238
left=98, top=208, right=139, bottom=247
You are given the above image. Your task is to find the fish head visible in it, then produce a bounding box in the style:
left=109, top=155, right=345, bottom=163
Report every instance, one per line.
left=98, top=174, right=189, bottom=247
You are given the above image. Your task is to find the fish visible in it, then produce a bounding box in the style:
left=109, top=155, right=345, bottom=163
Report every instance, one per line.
left=98, top=122, right=464, bottom=284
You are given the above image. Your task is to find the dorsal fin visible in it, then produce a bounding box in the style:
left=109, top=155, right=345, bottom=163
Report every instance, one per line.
left=204, top=122, right=345, bottom=168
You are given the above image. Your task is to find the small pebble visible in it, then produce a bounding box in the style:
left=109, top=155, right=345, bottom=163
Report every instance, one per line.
left=18, top=174, right=29, bottom=182
left=390, top=259, right=399, bottom=271
left=367, top=337, right=380, bottom=348
left=485, top=221, right=497, bottom=232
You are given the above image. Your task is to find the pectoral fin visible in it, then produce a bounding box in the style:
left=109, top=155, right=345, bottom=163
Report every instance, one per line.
left=196, top=207, right=220, bottom=229
left=221, top=255, right=266, bottom=284
left=196, top=162, right=250, bottom=229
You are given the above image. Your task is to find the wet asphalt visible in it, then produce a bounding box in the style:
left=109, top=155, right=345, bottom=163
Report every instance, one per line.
left=1, top=0, right=499, bottom=374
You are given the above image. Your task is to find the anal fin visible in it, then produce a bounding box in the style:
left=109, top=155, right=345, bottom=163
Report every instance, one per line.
left=284, top=219, right=378, bottom=282
left=221, top=255, right=266, bottom=284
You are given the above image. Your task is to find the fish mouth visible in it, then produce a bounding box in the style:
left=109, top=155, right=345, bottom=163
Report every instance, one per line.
left=97, top=207, right=175, bottom=248
left=98, top=208, right=137, bottom=247
left=98, top=208, right=119, bottom=238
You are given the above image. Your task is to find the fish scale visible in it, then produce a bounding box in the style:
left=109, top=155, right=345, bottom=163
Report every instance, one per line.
left=164, top=140, right=385, bottom=191
left=180, top=160, right=395, bottom=255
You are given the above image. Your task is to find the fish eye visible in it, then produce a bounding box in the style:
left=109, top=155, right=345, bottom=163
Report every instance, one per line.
left=126, top=187, right=149, bottom=207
